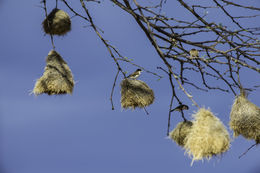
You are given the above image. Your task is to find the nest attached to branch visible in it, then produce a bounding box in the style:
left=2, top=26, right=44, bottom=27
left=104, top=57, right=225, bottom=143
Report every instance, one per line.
left=120, top=78, right=154, bottom=109
left=229, top=93, right=260, bottom=143
left=33, top=50, right=74, bottom=95
left=170, top=121, right=193, bottom=147
left=42, top=8, right=71, bottom=36
left=184, top=108, right=230, bottom=165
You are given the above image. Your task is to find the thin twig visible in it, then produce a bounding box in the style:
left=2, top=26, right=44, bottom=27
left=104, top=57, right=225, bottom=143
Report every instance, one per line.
left=238, top=143, right=258, bottom=159
left=56, top=0, right=58, bottom=8
left=143, top=107, right=149, bottom=115
left=110, top=69, right=120, bottom=110
left=167, top=92, right=174, bottom=136
left=42, top=0, right=55, bottom=49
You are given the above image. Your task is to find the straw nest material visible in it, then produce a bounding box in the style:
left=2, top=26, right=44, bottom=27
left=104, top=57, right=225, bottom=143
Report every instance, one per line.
left=169, top=121, right=193, bottom=147
left=120, top=78, right=154, bottom=109
left=42, top=8, right=71, bottom=35
left=229, top=94, right=260, bottom=143
left=33, top=50, right=74, bottom=95
left=184, top=108, right=230, bottom=164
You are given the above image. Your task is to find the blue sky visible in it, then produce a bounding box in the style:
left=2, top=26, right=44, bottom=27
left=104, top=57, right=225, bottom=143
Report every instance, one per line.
left=0, top=1, right=260, bottom=173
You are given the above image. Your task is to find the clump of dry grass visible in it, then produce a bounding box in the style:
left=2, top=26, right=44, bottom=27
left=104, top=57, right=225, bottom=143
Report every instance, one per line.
left=169, top=121, right=193, bottom=147
left=120, top=78, right=154, bottom=109
left=33, top=50, right=74, bottom=95
left=229, top=93, right=260, bottom=143
left=42, top=8, right=71, bottom=36
left=184, top=108, right=230, bottom=165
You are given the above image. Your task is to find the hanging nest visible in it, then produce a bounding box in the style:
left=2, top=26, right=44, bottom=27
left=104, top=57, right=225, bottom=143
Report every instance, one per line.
left=229, top=93, right=260, bottom=143
left=120, top=78, right=154, bottom=109
left=169, top=121, right=193, bottom=147
left=33, top=50, right=74, bottom=95
left=184, top=108, right=230, bottom=165
left=42, top=8, right=71, bottom=36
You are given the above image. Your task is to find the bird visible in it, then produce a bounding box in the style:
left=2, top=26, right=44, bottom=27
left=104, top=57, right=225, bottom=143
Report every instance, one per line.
left=170, top=104, right=189, bottom=112
left=189, top=49, right=199, bottom=59
left=127, top=69, right=142, bottom=79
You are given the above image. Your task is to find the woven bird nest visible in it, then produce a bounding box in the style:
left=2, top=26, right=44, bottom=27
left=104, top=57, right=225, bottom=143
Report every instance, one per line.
left=120, top=78, right=154, bottom=109
left=184, top=108, right=230, bottom=165
left=42, top=8, right=71, bottom=36
left=229, top=93, right=260, bottom=143
left=33, top=50, right=74, bottom=95
left=169, top=121, right=193, bottom=147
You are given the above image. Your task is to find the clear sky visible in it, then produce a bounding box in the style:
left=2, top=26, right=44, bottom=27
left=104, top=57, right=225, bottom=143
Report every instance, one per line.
left=0, top=1, right=260, bottom=173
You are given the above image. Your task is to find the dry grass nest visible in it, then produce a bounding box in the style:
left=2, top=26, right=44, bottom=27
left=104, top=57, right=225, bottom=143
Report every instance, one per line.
left=120, top=78, right=154, bottom=109
left=229, top=94, right=260, bottom=143
left=33, top=50, right=74, bottom=95
left=169, top=121, right=193, bottom=147
left=42, top=8, right=71, bottom=36
left=184, top=108, right=230, bottom=165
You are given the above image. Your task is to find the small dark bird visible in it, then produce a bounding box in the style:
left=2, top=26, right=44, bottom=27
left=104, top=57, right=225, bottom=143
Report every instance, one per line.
left=189, top=49, right=199, bottom=58
left=171, top=104, right=189, bottom=112
left=127, top=69, right=142, bottom=79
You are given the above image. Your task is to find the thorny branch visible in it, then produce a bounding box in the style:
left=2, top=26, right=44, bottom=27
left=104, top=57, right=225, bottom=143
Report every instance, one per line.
left=107, top=0, right=259, bottom=105
left=61, top=0, right=162, bottom=110
left=44, top=1, right=260, bottom=137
